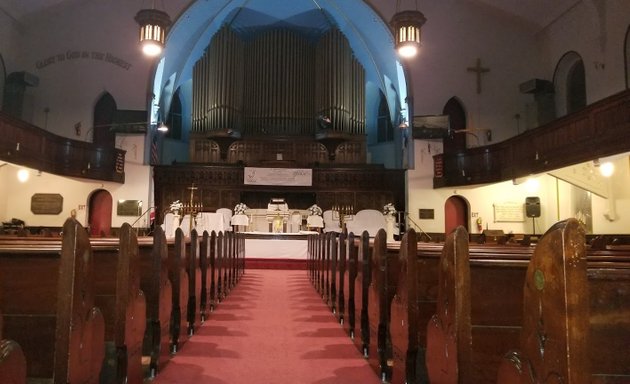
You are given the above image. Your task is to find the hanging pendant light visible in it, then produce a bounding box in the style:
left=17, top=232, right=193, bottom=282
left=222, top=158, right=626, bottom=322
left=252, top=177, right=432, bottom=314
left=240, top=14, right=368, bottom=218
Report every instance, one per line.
left=135, top=1, right=171, bottom=57
left=390, top=0, right=426, bottom=59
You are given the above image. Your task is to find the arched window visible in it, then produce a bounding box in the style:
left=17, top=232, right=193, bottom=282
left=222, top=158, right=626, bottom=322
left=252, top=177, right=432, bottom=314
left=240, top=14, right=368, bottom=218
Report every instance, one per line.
left=625, top=25, right=630, bottom=89
left=442, top=97, right=466, bottom=154
left=554, top=52, right=587, bottom=116
left=166, top=88, right=183, bottom=141
left=566, top=60, right=586, bottom=113
left=376, top=91, right=393, bottom=143
left=93, top=92, right=117, bottom=147
left=0, top=54, right=5, bottom=111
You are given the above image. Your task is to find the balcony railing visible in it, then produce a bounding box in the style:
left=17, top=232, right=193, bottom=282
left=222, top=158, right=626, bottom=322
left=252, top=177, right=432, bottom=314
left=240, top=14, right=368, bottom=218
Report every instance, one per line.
left=433, top=89, right=630, bottom=188
left=0, top=112, right=125, bottom=183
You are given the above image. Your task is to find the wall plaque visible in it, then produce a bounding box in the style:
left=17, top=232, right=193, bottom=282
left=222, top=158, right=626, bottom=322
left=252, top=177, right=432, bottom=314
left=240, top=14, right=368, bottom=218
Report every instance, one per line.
left=419, top=209, right=435, bottom=219
left=117, top=200, right=142, bottom=216
left=493, top=202, right=525, bottom=222
left=31, top=193, right=63, bottom=215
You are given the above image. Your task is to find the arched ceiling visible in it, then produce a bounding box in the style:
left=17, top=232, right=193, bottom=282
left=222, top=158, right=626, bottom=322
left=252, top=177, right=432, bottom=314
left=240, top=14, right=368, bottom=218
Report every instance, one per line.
left=152, top=0, right=406, bottom=127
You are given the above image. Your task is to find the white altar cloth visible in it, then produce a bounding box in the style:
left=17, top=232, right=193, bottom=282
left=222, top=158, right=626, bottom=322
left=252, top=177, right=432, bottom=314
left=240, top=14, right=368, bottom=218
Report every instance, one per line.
left=244, top=232, right=312, bottom=259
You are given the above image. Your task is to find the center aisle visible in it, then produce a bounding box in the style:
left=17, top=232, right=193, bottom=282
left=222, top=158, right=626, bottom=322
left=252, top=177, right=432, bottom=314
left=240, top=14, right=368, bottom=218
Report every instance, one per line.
left=153, top=269, right=382, bottom=384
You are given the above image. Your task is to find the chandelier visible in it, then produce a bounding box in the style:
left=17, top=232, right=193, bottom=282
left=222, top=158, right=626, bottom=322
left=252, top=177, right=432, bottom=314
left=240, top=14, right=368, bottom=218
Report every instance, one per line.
left=390, top=0, right=426, bottom=59
left=135, top=2, right=171, bottom=57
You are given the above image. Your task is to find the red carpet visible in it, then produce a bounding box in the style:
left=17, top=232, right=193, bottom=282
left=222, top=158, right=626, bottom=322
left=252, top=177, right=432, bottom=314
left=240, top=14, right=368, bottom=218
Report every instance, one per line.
left=153, top=269, right=381, bottom=383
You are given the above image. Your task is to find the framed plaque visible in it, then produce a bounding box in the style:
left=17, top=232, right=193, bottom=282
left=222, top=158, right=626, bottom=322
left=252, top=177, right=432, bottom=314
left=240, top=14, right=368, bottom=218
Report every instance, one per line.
left=117, top=200, right=142, bottom=216
left=31, top=193, right=63, bottom=215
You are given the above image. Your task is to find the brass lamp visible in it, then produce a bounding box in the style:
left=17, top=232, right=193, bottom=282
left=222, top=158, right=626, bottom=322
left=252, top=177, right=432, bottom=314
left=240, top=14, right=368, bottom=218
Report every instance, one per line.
left=390, top=1, right=426, bottom=59
left=135, top=4, right=171, bottom=57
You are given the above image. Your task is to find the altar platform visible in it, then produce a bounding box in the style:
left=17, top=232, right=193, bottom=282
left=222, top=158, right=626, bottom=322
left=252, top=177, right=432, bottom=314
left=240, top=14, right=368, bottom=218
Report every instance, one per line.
left=242, top=231, right=316, bottom=270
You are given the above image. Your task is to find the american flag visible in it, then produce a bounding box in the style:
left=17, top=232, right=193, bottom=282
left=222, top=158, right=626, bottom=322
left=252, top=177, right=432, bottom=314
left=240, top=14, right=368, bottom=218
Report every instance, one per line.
left=150, top=134, right=159, bottom=164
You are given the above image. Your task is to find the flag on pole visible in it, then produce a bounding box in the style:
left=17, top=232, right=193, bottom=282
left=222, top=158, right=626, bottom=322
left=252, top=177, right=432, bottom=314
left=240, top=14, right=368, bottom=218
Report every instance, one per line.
left=150, top=133, right=159, bottom=164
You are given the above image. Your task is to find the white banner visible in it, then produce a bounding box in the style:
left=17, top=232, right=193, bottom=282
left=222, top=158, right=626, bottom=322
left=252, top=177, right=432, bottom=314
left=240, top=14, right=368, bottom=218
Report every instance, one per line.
left=244, top=167, right=312, bottom=186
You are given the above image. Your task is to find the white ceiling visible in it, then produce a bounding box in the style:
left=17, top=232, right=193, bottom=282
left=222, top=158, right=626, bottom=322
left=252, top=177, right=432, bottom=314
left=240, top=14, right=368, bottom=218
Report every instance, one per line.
left=1, top=0, right=582, bottom=30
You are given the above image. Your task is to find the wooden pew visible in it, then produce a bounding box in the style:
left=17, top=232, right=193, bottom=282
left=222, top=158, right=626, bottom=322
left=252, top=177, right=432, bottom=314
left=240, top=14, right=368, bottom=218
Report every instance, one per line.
left=425, top=226, right=472, bottom=382
left=91, top=224, right=146, bottom=384
left=497, top=218, right=590, bottom=383
left=0, top=310, right=27, bottom=383
left=138, top=227, right=172, bottom=378
left=424, top=220, right=630, bottom=382
left=389, top=229, right=429, bottom=384
left=187, top=229, right=203, bottom=336
left=0, top=218, right=105, bottom=383
left=168, top=228, right=189, bottom=353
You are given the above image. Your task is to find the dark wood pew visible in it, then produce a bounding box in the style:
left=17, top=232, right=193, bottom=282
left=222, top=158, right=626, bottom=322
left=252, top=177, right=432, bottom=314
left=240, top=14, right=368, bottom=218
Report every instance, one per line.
left=497, top=218, right=590, bottom=383
left=168, top=228, right=189, bottom=353
left=0, top=218, right=105, bottom=383
left=343, top=232, right=359, bottom=339
left=353, top=231, right=372, bottom=358
left=187, top=229, right=203, bottom=336
left=138, top=227, right=172, bottom=378
left=389, top=229, right=428, bottom=384
left=335, top=231, right=347, bottom=324
left=199, top=231, right=212, bottom=318
left=422, top=220, right=630, bottom=382
left=90, top=224, right=146, bottom=384
left=0, top=310, right=27, bottom=383
left=425, top=226, right=472, bottom=382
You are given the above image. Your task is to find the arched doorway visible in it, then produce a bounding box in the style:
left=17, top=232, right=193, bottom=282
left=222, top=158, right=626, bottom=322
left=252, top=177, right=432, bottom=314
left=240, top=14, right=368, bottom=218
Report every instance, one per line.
left=88, top=189, right=112, bottom=237
left=444, top=195, right=468, bottom=235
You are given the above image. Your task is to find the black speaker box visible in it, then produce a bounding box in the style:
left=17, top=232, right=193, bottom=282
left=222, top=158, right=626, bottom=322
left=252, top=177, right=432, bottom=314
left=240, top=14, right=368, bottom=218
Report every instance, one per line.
left=525, top=196, right=541, bottom=218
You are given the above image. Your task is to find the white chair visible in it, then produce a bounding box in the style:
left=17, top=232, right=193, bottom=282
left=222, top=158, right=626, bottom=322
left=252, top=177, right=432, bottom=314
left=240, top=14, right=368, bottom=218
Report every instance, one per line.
left=322, top=210, right=342, bottom=233
left=307, top=215, right=324, bottom=230
left=162, top=212, right=179, bottom=238
left=345, top=209, right=386, bottom=237
left=179, top=214, right=192, bottom=237
left=216, top=208, right=233, bottom=232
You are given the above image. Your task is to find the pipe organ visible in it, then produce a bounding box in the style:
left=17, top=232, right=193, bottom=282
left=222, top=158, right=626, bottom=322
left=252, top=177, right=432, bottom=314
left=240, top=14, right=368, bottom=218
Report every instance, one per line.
left=191, top=25, right=366, bottom=165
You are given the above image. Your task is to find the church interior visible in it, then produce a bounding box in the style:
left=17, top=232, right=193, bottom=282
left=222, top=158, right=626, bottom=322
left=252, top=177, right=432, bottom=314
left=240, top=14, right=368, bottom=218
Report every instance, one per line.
left=0, top=0, right=629, bottom=383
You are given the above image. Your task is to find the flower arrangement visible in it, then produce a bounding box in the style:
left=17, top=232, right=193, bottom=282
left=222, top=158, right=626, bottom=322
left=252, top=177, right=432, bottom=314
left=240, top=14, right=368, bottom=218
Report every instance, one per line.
left=383, top=203, right=396, bottom=216
left=169, top=200, right=183, bottom=215
left=308, top=204, right=323, bottom=216
left=234, top=202, right=249, bottom=215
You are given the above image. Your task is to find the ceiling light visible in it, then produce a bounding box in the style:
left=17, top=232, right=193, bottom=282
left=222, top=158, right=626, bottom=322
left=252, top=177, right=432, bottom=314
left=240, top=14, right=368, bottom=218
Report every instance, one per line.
left=391, top=1, right=427, bottom=59
left=135, top=3, right=171, bottom=57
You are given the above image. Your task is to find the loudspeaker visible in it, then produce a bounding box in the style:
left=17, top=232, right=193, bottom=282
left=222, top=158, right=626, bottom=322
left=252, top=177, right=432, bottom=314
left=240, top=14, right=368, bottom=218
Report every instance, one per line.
left=525, top=196, right=541, bottom=218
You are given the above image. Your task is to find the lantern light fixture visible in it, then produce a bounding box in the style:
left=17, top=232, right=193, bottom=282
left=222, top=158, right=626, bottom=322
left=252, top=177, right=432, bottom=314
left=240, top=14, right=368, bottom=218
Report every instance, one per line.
left=135, top=1, right=171, bottom=57
left=390, top=0, right=427, bottom=59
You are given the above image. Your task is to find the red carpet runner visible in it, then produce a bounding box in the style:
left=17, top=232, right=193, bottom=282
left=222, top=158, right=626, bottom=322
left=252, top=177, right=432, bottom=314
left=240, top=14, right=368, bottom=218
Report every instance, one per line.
left=153, top=269, right=381, bottom=383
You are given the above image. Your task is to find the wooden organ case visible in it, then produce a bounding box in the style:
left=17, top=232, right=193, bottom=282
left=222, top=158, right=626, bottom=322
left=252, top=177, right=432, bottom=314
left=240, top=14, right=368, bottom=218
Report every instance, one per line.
left=155, top=25, right=405, bottom=220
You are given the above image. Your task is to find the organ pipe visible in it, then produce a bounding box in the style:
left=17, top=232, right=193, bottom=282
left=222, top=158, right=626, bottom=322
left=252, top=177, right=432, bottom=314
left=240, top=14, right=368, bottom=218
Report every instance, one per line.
left=192, top=26, right=365, bottom=139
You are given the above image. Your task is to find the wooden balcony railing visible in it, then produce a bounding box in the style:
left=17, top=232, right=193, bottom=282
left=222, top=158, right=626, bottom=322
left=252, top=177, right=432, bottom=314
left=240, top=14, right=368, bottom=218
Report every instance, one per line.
left=433, top=89, right=630, bottom=188
left=0, top=112, right=125, bottom=183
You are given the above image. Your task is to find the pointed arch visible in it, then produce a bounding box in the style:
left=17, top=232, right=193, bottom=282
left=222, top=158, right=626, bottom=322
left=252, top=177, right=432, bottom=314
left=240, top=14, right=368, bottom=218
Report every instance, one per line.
left=165, top=87, right=183, bottom=141
left=553, top=51, right=586, bottom=117
left=93, top=92, right=117, bottom=147
left=442, top=97, right=467, bottom=154
left=0, top=54, right=6, bottom=111
left=625, top=25, right=630, bottom=89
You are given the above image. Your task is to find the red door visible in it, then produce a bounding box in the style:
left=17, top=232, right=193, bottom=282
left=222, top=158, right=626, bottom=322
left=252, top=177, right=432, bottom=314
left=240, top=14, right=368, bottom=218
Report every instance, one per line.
left=89, top=189, right=112, bottom=237
left=444, top=196, right=468, bottom=235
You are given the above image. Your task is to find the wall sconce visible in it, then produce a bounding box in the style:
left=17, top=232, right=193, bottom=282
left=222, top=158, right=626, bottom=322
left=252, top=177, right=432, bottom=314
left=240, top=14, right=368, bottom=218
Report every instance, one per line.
left=135, top=2, right=171, bottom=57
left=391, top=0, right=427, bottom=59
left=157, top=122, right=169, bottom=132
